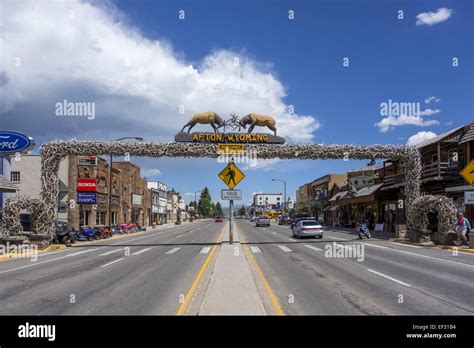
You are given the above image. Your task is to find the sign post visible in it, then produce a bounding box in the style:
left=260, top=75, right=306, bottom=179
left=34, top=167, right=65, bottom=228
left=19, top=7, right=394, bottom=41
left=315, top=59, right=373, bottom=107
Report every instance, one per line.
left=218, top=163, right=245, bottom=244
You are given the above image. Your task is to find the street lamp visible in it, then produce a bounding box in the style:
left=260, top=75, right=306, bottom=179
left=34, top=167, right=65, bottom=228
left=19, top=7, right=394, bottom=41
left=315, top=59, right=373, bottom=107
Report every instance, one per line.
left=108, top=137, right=144, bottom=227
left=272, top=178, right=287, bottom=213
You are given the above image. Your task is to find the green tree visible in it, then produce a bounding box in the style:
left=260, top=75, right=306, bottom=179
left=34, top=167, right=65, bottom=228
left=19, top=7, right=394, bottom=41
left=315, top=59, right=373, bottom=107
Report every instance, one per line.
left=198, top=187, right=213, bottom=217
left=238, top=206, right=246, bottom=216
left=215, top=202, right=224, bottom=216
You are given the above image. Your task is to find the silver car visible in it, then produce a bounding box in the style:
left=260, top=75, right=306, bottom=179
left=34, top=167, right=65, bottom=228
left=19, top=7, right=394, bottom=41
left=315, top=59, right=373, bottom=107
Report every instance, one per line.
left=256, top=216, right=270, bottom=227
left=292, top=220, right=323, bottom=239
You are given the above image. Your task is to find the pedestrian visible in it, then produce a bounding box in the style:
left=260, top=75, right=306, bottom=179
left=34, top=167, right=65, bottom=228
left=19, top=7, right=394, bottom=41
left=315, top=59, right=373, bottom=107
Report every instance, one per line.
left=455, top=213, right=471, bottom=246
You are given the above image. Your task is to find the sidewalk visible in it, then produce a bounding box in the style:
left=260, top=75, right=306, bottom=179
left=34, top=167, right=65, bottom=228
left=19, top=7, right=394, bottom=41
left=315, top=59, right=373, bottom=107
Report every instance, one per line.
left=198, top=224, right=266, bottom=315
left=324, top=225, right=395, bottom=240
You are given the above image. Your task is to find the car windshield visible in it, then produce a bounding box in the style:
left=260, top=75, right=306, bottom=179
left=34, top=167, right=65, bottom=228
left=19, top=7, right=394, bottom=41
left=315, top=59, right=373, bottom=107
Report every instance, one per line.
left=301, top=221, right=319, bottom=226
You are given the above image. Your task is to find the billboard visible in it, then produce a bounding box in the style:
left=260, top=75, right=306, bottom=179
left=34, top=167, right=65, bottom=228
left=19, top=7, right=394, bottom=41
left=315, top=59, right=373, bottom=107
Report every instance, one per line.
left=132, top=194, right=142, bottom=205
left=77, top=178, right=97, bottom=192
left=77, top=192, right=97, bottom=204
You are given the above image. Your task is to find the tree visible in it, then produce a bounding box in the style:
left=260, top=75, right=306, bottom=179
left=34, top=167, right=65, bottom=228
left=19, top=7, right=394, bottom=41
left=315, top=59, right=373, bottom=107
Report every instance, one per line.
left=215, top=202, right=224, bottom=216
left=198, top=187, right=213, bottom=218
left=238, top=206, right=246, bottom=216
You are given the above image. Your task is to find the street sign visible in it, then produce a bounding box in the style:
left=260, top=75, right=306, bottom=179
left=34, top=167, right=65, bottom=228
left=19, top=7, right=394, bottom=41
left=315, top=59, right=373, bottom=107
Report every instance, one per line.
left=460, top=160, right=474, bottom=186
left=217, top=143, right=244, bottom=156
left=221, top=189, right=242, bottom=200
left=218, top=162, right=245, bottom=190
left=78, top=156, right=98, bottom=165
left=465, top=191, right=474, bottom=204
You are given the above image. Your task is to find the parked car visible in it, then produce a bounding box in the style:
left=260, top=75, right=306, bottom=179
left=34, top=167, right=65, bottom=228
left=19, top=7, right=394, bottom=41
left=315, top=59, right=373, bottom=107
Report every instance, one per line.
left=256, top=215, right=270, bottom=227
left=292, top=220, right=323, bottom=239
left=250, top=215, right=258, bottom=222
left=79, top=226, right=97, bottom=241
left=110, top=224, right=124, bottom=235
left=214, top=216, right=223, bottom=222
left=54, top=221, right=76, bottom=244
left=94, top=225, right=112, bottom=238
left=290, top=215, right=314, bottom=228
left=278, top=215, right=290, bottom=225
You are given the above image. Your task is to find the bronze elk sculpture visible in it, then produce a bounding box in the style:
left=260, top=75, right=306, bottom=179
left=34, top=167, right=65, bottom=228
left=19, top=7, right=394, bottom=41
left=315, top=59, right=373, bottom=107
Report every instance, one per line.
left=238, top=113, right=277, bottom=135
left=180, top=112, right=225, bottom=133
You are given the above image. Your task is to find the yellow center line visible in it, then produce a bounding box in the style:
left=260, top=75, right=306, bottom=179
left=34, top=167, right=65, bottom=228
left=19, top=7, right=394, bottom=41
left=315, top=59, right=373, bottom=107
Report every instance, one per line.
left=176, top=224, right=225, bottom=315
left=235, top=223, right=285, bottom=316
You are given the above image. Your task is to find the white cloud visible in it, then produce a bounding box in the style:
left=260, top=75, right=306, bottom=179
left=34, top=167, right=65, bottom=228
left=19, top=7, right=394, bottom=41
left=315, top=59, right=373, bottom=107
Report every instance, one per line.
left=243, top=159, right=281, bottom=171
left=375, top=115, right=439, bottom=133
left=0, top=0, right=320, bottom=142
left=418, top=108, right=441, bottom=116
left=424, top=96, right=441, bottom=104
left=142, top=168, right=161, bottom=177
left=407, top=131, right=437, bottom=146
left=416, top=8, right=453, bottom=26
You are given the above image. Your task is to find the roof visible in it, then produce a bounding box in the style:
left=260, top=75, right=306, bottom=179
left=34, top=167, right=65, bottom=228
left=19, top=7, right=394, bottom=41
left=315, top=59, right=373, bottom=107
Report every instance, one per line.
left=0, top=176, right=18, bottom=193
left=348, top=164, right=382, bottom=173
left=415, top=126, right=463, bottom=148
left=459, top=125, right=474, bottom=144
left=329, top=183, right=383, bottom=202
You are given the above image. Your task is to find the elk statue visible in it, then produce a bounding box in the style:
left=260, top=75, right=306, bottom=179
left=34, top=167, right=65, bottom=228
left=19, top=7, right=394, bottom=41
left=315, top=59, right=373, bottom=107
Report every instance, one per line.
left=180, top=112, right=225, bottom=133
left=238, top=113, right=277, bottom=135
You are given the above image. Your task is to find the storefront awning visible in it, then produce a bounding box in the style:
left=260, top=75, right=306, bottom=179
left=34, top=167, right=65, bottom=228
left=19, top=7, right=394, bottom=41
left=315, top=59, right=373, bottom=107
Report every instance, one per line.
left=324, top=205, right=340, bottom=211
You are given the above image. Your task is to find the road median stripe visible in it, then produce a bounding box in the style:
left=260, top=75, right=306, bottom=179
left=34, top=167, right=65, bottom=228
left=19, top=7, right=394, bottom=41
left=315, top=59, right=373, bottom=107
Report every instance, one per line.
left=367, top=268, right=411, bottom=287
left=176, top=226, right=225, bottom=315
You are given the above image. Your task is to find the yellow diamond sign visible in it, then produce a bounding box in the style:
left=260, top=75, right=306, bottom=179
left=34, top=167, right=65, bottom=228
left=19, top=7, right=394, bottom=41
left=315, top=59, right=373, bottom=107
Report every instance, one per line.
left=460, top=160, right=474, bottom=186
left=218, top=162, right=245, bottom=190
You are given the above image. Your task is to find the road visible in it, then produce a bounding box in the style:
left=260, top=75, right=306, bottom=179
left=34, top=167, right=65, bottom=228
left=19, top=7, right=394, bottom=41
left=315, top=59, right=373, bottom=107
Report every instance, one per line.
left=0, top=220, right=223, bottom=315
left=0, top=218, right=473, bottom=315
left=236, top=219, right=474, bottom=315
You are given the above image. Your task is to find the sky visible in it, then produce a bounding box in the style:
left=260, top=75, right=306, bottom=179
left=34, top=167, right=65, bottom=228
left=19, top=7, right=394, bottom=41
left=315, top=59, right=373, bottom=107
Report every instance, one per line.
left=1, top=0, right=473, bottom=207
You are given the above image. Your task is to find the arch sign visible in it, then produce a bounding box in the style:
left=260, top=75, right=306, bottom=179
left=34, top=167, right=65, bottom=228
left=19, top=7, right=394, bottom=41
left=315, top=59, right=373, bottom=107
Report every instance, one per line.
left=0, top=112, right=457, bottom=244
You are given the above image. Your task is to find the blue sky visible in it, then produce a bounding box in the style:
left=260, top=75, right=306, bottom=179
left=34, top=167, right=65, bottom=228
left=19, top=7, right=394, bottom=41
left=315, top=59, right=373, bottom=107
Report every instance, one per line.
left=1, top=0, right=473, bottom=207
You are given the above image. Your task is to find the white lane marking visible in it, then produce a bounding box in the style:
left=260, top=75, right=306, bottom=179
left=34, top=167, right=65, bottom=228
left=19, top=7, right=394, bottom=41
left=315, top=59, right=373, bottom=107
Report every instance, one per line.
left=304, top=245, right=323, bottom=252
left=364, top=243, right=474, bottom=268
left=367, top=269, right=411, bottom=287
left=325, top=235, right=349, bottom=241
left=165, top=247, right=181, bottom=255
left=0, top=248, right=98, bottom=274
left=199, top=247, right=211, bottom=254
left=250, top=246, right=262, bottom=253
left=272, top=232, right=277, bottom=235
left=132, top=248, right=151, bottom=255
left=101, top=258, right=125, bottom=268
left=99, top=248, right=123, bottom=256
left=390, top=242, right=421, bottom=248
left=278, top=245, right=293, bottom=252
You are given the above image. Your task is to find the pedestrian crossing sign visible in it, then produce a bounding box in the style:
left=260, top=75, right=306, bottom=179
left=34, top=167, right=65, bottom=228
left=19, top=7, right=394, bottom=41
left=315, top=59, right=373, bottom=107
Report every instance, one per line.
left=218, top=162, right=245, bottom=190
left=460, top=160, right=474, bottom=186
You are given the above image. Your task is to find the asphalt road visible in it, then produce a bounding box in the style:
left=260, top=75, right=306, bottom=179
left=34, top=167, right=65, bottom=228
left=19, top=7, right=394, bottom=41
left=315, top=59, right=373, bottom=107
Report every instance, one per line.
left=0, top=220, right=223, bottom=315
left=236, top=219, right=474, bottom=315
left=1, top=218, right=473, bottom=315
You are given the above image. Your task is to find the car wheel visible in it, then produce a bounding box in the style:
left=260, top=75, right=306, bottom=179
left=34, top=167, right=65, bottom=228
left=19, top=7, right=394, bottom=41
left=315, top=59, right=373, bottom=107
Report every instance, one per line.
left=87, top=235, right=94, bottom=241
left=318, top=235, right=323, bottom=239
left=61, top=236, right=68, bottom=244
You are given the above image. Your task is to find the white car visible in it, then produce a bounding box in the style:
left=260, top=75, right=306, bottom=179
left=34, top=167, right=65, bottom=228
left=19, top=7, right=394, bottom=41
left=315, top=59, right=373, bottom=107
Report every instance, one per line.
left=255, top=216, right=270, bottom=227
left=292, top=220, right=323, bottom=239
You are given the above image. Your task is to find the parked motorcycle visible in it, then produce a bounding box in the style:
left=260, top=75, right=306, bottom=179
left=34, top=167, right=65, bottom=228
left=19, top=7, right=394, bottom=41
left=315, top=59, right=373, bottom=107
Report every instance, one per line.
left=54, top=221, right=76, bottom=245
left=79, top=226, right=96, bottom=241
left=357, top=223, right=371, bottom=239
